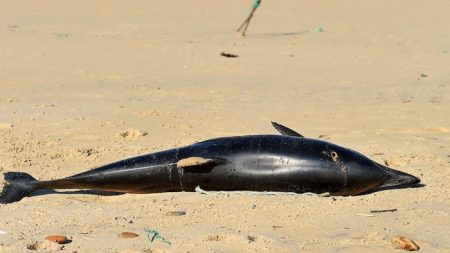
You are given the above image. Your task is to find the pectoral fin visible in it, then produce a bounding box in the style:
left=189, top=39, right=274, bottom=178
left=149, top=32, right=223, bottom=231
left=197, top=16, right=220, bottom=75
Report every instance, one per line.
left=271, top=121, right=304, bottom=137
left=176, top=157, right=224, bottom=173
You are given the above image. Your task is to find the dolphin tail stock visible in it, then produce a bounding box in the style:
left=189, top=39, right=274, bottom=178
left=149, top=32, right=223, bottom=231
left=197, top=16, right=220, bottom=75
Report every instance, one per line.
left=0, top=172, right=39, bottom=204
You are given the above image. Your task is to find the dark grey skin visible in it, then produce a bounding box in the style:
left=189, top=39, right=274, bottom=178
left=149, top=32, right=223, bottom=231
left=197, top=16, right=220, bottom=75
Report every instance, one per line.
left=0, top=122, right=421, bottom=204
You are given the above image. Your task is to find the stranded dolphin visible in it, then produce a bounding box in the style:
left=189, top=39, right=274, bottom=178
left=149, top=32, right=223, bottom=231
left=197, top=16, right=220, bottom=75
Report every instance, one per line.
left=0, top=122, right=420, bottom=204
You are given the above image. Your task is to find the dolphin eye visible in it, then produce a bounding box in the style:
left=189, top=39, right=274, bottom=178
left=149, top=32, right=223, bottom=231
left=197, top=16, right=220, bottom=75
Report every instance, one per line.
left=330, top=151, right=339, bottom=162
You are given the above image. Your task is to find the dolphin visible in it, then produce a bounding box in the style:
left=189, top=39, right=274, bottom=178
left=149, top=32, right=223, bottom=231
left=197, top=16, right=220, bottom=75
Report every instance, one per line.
left=0, top=122, right=420, bottom=204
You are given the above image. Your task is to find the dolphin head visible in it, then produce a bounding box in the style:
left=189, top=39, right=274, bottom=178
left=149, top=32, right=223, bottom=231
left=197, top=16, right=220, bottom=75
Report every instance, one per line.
left=325, top=144, right=421, bottom=195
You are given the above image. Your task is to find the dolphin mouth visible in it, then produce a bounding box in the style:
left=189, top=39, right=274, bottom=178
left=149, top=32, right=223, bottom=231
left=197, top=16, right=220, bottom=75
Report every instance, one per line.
left=377, top=163, right=421, bottom=187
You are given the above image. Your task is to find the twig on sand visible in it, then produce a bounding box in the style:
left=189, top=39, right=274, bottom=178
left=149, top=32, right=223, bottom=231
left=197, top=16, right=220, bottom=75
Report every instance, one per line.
left=356, top=214, right=376, bottom=217
left=237, top=0, right=262, bottom=36
left=370, top=208, right=397, bottom=213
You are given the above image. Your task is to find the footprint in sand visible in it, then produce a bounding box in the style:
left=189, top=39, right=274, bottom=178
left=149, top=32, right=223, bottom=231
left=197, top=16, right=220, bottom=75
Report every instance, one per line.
left=119, top=129, right=148, bottom=140
left=203, top=233, right=291, bottom=252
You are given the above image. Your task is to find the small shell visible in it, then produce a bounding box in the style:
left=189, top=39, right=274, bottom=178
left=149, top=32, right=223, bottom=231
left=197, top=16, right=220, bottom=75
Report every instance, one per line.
left=119, top=232, right=139, bottom=238
left=391, top=235, right=420, bottom=251
left=45, top=235, right=68, bottom=244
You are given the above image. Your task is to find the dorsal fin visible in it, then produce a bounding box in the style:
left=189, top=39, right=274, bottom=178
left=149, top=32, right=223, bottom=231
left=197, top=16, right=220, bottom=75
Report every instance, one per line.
left=271, top=122, right=304, bottom=137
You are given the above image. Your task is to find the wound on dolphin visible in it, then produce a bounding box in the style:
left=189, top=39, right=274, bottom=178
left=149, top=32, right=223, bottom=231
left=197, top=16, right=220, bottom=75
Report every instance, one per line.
left=0, top=122, right=421, bottom=204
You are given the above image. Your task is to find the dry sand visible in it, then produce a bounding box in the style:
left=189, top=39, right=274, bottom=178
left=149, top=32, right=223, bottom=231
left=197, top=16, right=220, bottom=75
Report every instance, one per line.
left=1, top=0, right=449, bottom=252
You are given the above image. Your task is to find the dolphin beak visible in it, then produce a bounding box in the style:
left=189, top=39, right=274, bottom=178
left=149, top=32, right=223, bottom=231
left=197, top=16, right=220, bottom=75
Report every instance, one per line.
left=377, top=163, right=421, bottom=187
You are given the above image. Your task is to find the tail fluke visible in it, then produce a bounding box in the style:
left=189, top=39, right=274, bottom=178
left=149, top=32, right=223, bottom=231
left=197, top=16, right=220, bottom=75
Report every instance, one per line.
left=0, top=172, right=39, bottom=204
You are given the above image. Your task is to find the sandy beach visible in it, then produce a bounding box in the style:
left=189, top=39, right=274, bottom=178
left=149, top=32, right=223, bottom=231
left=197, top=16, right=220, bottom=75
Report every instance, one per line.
left=1, top=0, right=449, bottom=252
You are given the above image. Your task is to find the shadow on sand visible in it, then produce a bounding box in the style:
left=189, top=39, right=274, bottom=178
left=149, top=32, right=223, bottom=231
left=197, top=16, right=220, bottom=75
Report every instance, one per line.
left=246, top=30, right=310, bottom=38
left=29, top=183, right=425, bottom=200
left=363, top=183, right=425, bottom=195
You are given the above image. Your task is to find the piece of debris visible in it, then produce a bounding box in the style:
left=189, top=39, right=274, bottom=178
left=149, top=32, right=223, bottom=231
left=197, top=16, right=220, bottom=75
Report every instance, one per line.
left=236, top=0, right=262, bottom=36
left=0, top=230, right=7, bottom=235
left=370, top=208, right=397, bottom=213
left=45, top=235, right=69, bottom=244
left=417, top=73, right=428, bottom=80
left=144, top=228, right=171, bottom=245
left=119, top=232, right=139, bottom=238
left=318, top=134, right=329, bottom=139
left=166, top=211, right=186, bottom=216
left=391, top=235, right=420, bottom=251
left=313, top=27, right=325, bottom=33
left=220, top=52, right=239, bottom=58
